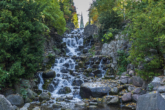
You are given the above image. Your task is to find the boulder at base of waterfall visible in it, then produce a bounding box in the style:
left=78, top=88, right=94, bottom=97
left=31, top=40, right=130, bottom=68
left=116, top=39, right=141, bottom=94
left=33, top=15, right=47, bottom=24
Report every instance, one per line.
left=43, top=70, right=56, bottom=78
left=72, top=79, right=83, bottom=86
left=136, top=91, right=165, bottom=110
left=0, top=94, right=14, bottom=110
left=6, top=94, right=24, bottom=107
left=58, top=87, right=71, bottom=94
left=80, top=82, right=111, bottom=98
left=132, top=76, right=143, bottom=87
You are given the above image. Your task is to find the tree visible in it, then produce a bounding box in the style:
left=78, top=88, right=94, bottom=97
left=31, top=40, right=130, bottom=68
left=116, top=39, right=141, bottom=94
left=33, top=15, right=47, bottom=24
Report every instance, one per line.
left=0, top=0, right=46, bottom=86
left=125, top=0, right=165, bottom=79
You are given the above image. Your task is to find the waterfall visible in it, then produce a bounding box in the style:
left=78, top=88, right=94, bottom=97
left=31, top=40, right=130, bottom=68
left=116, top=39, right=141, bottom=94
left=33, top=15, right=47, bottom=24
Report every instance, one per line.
left=38, top=72, right=44, bottom=91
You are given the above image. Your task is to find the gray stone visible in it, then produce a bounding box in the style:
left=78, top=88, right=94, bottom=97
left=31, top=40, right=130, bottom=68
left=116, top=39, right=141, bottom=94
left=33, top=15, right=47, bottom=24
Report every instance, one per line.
left=84, top=25, right=98, bottom=38
left=122, top=93, right=132, bottom=102
left=43, top=70, right=56, bottom=78
left=80, top=82, right=111, bottom=98
left=127, top=78, right=133, bottom=84
left=157, top=86, right=165, bottom=93
left=32, top=107, right=40, bottom=110
left=147, top=77, right=162, bottom=91
left=52, top=103, right=61, bottom=108
left=72, top=79, right=83, bottom=86
left=58, top=87, right=71, bottom=94
left=132, top=94, right=140, bottom=102
left=132, top=76, right=143, bottom=87
left=133, top=88, right=142, bottom=94
left=0, top=94, right=14, bottom=110
left=128, top=86, right=135, bottom=92
left=120, top=78, right=128, bottom=84
left=6, top=94, right=24, bottom=107
left=75, top=101, right=85, bottom=107
left=39, top=92, right=50, bottom=101
left=110, top=87, right=119, bottom=94
left=27, top=89, right=37, bottom=99
left=107, top=96, right=119, bottom=105
left=136, top=91, right=165, bottom=110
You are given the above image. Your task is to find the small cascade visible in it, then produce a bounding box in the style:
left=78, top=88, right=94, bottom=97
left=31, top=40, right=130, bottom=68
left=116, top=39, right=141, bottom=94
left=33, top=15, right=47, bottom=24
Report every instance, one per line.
left=38, top=72, right=44, bottom=91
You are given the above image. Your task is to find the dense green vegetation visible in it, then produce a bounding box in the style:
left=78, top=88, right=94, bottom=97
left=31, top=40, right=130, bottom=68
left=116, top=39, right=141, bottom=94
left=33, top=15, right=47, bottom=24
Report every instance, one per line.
left=89, top=0, right=165, bottom=79
left=0, top=0, right=78, bottom=88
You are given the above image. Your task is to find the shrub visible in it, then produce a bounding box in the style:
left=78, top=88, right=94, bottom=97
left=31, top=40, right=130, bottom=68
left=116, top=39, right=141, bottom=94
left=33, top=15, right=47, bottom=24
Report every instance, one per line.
left=0, top=0, right=46, bottom=87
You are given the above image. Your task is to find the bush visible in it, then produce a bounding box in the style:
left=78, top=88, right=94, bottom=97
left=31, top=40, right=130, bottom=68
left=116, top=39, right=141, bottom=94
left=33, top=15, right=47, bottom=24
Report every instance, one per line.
left=0, top=0, right=46, bottom=87
left=98, top=11, right=122, bottom=42
left=117, top=50, right=129, bottom=75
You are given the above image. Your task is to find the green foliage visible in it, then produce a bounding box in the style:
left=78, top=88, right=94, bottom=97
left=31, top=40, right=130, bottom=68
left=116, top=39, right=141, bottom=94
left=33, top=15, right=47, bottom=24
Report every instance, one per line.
left=148, top=83, right=154, bottom=91
left=98, top=11, right=122, bottom=42
left=0, top=0, right=46, bottom=86
left=124, top=0, right=165, bottom=79
left=117, top=50, right=129, bottom=75
left=35, top=0, right=66, bottom=35
left=89, top=46, right=95, bottom=56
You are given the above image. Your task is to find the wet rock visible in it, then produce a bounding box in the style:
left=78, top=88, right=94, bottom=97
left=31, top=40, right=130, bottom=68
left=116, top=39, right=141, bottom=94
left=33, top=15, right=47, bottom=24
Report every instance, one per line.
left=32, top=107, right=40, bottom=110
left=110, top=87, right=119, bottom=94
left=0, top=94, right=14, bottom=110
left=47, top=84, right=54, bottom=92
left=80, top=82, right=111, bottom=98
left=39, top=92, right=50, bottom=101
left=132, top=76, right=143, bottom=87
left=63, top=63, right=70, bottom=68
left=61, top=68, right=69, bottom=73
left=72, top=79, right=83, bottom=86
left=58, top=87, right=71, bottom=94
left=122, top=93, right=132, bottom=102
left=106, top=96, right=119, bottom=105
left=43, top=70, right=56, bottom=78
left=6, top=94, right=24, bottom=107
left=83, top=48, right=88, bottom=53
left=136, top=91, right=165, bottom=110
left=66, top=95, right=73, bottom=100
left=75, top=101, right=85, bottom=107
left=88, top=105, right=97, bottom=109
left=52, top=103, right=62, bottom=108
left=89, top=102, right=98, bottom=105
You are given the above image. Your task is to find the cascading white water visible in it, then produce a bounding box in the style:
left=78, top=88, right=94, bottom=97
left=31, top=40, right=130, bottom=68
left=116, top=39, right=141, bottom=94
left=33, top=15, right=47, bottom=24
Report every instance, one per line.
left=49, top=29, right=84, bottom=102
left=38, top=72, right=44, bottom=91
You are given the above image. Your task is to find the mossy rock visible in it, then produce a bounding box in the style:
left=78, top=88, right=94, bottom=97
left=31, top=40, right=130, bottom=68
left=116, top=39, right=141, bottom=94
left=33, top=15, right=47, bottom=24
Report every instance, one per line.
left=42, top=78, right=54, bottom=90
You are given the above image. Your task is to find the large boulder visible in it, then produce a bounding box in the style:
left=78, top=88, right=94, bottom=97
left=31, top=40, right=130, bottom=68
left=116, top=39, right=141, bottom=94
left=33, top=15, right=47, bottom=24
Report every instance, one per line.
left=43, top=70, right=56, bottom=78
left=136, top=91, right=165, bottom=110
left=80, top=82, right=111, bottom=98
left=0, top=95, right=14, bottom=110
left=6, top=94, right=24, bottom=107
left=132, top=76, right=143, bottom=87
left=106, top=96, right=119, bottom=105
